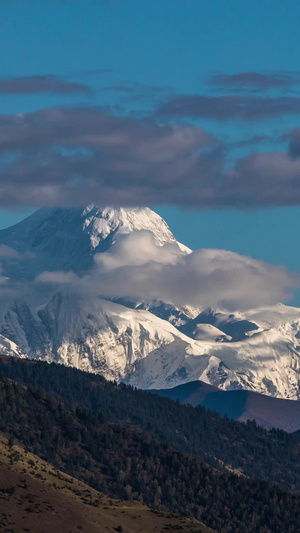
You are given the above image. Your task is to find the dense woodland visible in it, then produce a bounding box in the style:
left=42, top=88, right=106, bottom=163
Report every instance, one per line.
left=0, top=374, right=300, bottom=533
left=0, top=355, right=299, bottom=491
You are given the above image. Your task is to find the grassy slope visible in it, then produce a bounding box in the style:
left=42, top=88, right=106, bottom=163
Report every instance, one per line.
left=0, top=435, right=212, bottom=533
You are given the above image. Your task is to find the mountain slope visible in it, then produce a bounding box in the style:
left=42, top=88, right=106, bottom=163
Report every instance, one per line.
left=153, top=380, right=300, bottom=432
left=0, top=434, right=211, bottom=533
left=0, top=205, right=299, bottom=399
left=1, top=287, right=300, bottom=398
left=1, top=353, right=299, bottom=493
left=125, top=305, right=300, bottom=398
left=1, top=371, right=300, bottom=533
left=0, top=295, right=204, bottom=381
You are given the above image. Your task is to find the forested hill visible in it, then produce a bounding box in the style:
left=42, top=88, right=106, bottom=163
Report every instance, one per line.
left=0, top=354, right=299, bottom=492
left=0, top=373, right=300, bottom=532
left=0, top=434, right=212, bottom=533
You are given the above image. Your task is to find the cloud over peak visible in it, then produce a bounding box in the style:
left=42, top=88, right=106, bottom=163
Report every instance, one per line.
left=37, top=231, right=298, bottom=311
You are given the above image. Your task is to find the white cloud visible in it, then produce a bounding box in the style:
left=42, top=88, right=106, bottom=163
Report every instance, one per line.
left=0, top=245, right=20, bottom=259
left=95, top=231, right=181, bottom=270
left=36, top=271, right=78, bottom=284
left=36, top=231, right=298, bottom=311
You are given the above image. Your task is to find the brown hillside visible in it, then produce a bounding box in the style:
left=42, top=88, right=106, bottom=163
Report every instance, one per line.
left=0, top=435, right=213, bottom=533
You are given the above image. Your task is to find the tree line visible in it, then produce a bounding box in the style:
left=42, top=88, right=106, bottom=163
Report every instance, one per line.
left=0, top=355, right=299, bottom=491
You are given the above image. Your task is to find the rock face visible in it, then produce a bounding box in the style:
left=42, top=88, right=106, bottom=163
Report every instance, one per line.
left=0, top=205, right=300, bottom=399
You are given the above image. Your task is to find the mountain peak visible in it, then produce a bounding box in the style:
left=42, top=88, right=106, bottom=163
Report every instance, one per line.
left=80, top=205, right=177, bottom=248
left=0, top=205, right=179, bottom=277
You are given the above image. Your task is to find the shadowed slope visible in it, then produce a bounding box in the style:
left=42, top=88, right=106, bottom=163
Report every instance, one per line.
left=154, top=381, right=300, bottom=432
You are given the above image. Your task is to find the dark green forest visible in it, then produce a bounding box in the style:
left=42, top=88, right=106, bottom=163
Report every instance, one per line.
left=0, top=355, right=299, bottom=491
left=0, top=374, right=300, bottom=533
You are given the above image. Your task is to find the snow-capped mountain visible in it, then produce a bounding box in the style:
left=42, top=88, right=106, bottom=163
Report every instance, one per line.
left=0, top=294, right=202, bottom=381
left=126, top=304, right=300, bottom=398
left=0, top=205, right=187, bottom=278
left=0, top=205, right=299, bottom=400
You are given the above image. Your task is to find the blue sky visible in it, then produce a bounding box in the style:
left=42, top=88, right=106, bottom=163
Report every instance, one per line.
left=1, top=0, right=300, bottom=303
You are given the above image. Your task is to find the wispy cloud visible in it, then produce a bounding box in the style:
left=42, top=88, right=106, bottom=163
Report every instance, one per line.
left=82, top=68, right=112, bottom=76
left=0, top=75, right=92, bottom=96
left=101, top=81, right=172, bottom=106
left=232, top=135, right=272, bottom=148
left=156, top=94, right=300, bottom=121
left=208, top=71, right=300, bottom=90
